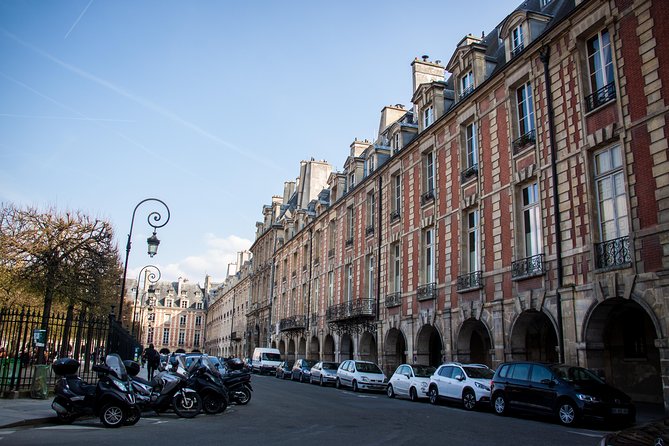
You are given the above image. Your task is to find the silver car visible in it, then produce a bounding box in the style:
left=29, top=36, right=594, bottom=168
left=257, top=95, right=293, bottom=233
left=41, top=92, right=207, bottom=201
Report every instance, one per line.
left=336, top=360, right=387, bottom=392
left=387, top=364, right=436, bottom=401
left=309, top=361, right=339, bottom=386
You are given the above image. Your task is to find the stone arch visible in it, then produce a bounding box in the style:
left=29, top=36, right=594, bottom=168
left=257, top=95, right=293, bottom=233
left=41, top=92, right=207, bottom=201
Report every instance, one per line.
left=271, top=341, right=277, bottom=349
left=509, top=309, right=558, bottom=362
left=416, top=324, right=443, bottom=367
left=308, top=335, right=320, bottom=360
left=287, top=338, right=296, bottom=361
left=384, top=328, right=407, bottom=376
left=583, top=297, right=662, bottom=404
left=340, top=333, right=354, bottom=361
left=278, top=340, right=285, bottom=357
left=359, top=331, right=378, bottom=363
left=298, top=336, right=307, bottom=357
left=323, top=334, right=335, bottom=361
left=456, top=318, right=493, bottom=366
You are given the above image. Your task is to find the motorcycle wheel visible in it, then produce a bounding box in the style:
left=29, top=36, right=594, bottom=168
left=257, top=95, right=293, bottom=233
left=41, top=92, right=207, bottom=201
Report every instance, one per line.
left=236, top=386, right=252, bottom=405
left=173, top=392, right=202, bottom=418
left=100, top=403, right=125, bottom=428
left=123, top=406, right=141, bottom=426
left=202, top=394, right=224, bottom=414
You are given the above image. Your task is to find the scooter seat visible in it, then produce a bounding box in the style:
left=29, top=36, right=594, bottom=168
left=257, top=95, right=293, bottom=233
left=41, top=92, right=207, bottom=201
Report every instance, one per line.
left=67, top=377, right=96, bottom=397
left=133, top=376, right=153, bottom=387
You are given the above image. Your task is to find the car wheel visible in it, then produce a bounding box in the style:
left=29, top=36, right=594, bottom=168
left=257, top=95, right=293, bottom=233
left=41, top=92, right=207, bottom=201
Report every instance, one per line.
left=352, top=380, right=359, bottom=392
left=387, top=384, right=395, bottom=398
left=493, top=393, right=507, bottom=416
left=300, top=373, right=306, bottom=383
left=409, top=387, right=418, bottom=402
left=319, top=376, right=324, bottom=387
left=462, top=389, right=476, bottom=411
left=335, top=378, right=341, bottom=389
left=428, top=387, right=439, bottom=405
left=557, top=400, right=578, bottom=426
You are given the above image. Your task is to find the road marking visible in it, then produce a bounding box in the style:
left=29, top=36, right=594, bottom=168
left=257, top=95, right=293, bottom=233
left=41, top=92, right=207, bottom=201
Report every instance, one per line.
left=36, top=425, right=102, bottom=430
left=568, top=430, right=605, bottom=438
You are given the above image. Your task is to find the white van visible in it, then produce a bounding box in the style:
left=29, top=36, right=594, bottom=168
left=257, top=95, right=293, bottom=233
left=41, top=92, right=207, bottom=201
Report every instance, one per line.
left=252, top=348, right=282, bottom=375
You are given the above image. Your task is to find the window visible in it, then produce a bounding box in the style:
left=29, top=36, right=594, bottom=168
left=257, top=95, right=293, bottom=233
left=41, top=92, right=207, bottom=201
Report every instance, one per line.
left=393, top=133, right=401, bottom=154
left=423, top=228, right=435, bottom=283
left=162, top=328, right=170, bottom=345
left=423, top=105, right=434, bottom=128
left=148, top=313, right=155, bottom=322
left=367, top=155, right=375, bottom=174
left=328, top=220, right=336, bottom=255
left=302, top=284, right=308, bottom=314
left=522, top=182, right=542, bottom=257
left=181, top=300, right=188, bottom=308
left=422, top=152, right=435, bottom=204
left=147, top=328, right=154, bottom=344
left=461, top=70, right=474, bottom=98
left=511, top=24, right=524, bottom=56
left=510, top=363, right=531, bottom=380
left=194, top=331, right=200, bottom=347
left=391, top=243, right=401, bottom=293
left=366, top=255, right=375, bottom=299
left=348, top=172, right=355, bottom=190
left=392, top=174, right=402, bottom=217
left=530, top=365, right=553, bottom=383
left=586, top=29, right=615, bottom=111
left=313, top=277, right=320, bottom=313
left=328, top=271, right=334, bottom=306
left=195, top=302, right=203, bottom=310
left=165, top=299, right=173, bottom=308
left=595, top=145, right=628, bottom=241
left=346, top=206, right=354, bottom=245
left=179, top=314, right=187, bottom=326
left=366, top=191, right=376, bottom=232
left=346, top=264, right=353, bottom=302
left=164, top=314, right=171, bottom=324
left=516, top=82, right=535, bottom=138
left=195, top=315, right=202, bottom=326
left=178, top=330, right=185, bottom=346
left=466, top=123, right=478, bottom=169
left=466, top=210, right=480, bottom=272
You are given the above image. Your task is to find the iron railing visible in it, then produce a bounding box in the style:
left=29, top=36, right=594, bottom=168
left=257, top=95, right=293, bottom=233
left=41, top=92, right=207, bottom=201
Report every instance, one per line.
left=461, top=164, right=478, bottom=183
left=385, top=292, right=402, bottom=308
left=595, top=236, right=631, bottom=270
left=512, top=129, right=536, bottom=154
left=510, top=42, right=525, bottom=58
left=326, top=299, right=375, bottom=322
left=585, top=82, right=616, bottom=112
left=417, top=282, right=437, bottom=301
left=279, top=315, right=307, bottom=332
left=421, top=189, right=435, bottom=205
left=366, top=225, right=375, bottom=236
left=457, top=271, right=483, bottom=291
left=390, top=210, right=401, bottom=222
left=461, top=85, right=474, bottom=100
left=345, top=237, right=354, bottom=248
left=512, top=253, right=546, bottom=280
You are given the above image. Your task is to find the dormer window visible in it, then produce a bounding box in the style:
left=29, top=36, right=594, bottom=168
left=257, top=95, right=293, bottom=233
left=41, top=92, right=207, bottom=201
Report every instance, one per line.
left=423, top=106, right=434, bottom=128
left=348, top=172, right=355, bottom=190
left=511, top=24, right=525, bottom=57
left=460, top=71, right=474, bottom=99
left=393, top=133, right=401, bottom=154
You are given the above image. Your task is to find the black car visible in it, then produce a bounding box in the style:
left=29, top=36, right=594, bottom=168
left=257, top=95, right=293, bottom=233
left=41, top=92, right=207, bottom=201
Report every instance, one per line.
left=275, top=360, right=294, bottom=380
left=291, top=359, right=316, bottom=382
left=490, top=362, right=635, bottom=426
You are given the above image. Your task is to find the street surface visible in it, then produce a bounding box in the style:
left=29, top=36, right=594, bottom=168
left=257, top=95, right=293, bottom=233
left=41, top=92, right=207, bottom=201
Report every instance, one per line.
left=2, top=374, right=613, bottom=446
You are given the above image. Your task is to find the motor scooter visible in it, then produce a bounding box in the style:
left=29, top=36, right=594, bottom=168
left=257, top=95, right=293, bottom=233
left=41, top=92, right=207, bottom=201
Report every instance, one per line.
left=182, top=355, right=229, bottom=414
left=51, top=354, right=140, bottom=428
left=220, top=357, right=253, bottom=405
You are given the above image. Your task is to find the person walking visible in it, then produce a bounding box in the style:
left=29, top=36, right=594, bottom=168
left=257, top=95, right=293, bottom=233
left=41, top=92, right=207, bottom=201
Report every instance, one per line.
left=144, top=344, right=159, bottom=380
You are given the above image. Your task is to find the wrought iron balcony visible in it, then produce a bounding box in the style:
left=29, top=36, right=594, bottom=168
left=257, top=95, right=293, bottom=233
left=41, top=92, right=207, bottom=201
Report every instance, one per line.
left=310, top=313, right=320, bottom=326
left=457, top=270, right=483, bottom=292
left=461, top=164, right=478, bottom=183
left=417, top=282, right=437, bottom=301
left=585, top=82, right=616, bottom=112
left=512, top=129, right=536, bottom=154
left=421, top=189, right=435, bottom=205
left=366, top=225, right=375, bottom=236
left=595, top=236, right=631, bottom=270
left=345, top=237, right=354, bottom=247
left=279, top=315, right=307, bottom=332
left=385, top=292, right=402, bottom=308
left=390, top=210, right=401, bottom=222
left=460, top=85, right=474, bottom=100
left=512, top=253, right=546, bottom=280
left=231, top=331, right=241, bottom=341
left=510, top=42, right=525, bottom=58
left=326, top=298, right=376, bottom=322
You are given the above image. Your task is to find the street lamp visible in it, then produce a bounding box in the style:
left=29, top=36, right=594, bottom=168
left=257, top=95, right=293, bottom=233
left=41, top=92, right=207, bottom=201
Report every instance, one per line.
left=131, top=265, right=161, bottom=338
left=139, top=286, right=156, bottom=347
left=118, top=198, right=170, bottom=322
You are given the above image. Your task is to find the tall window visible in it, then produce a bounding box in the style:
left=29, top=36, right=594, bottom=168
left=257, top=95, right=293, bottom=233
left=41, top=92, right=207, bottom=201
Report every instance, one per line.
left=367, top=191, right=376, bottom=229
left=466, top=123, right=478, bottom=169
left=587, top=29, right=614, bottom=94
left=328, top=271, right=334, bottom=306
left=595, top=145, right=628, bottom=241
left=516, top=82, right=535, bottom=137
left=393, top=133, right=401, bottom=154
left=313, top=277, right=320, bottom=314
left=346, top=265, right=353, bottom=302
left=467, top=210, right=480, bottom=272
left=393, top=174, right=402, bottom=215
left=162, top=328, right=170, bottom=345
left=423, top=106, right=434, bottom=128
left=195, top=315, right=202, bottom=326
left=392, top=243, right=401, bottom=293
left=178, top=330, right=185, bottom=346
left=511, top=24, right=524, bottom=55
left=346, top=206, right=354, bottom=242
left=521, top=182, right=542, bottom=256
left=179, top=314, right=187, bottom=326
left=328, top=220, right=335, bottom=254
left=181, top=300, right=188, bottom=308
left=147, top=328, right=154, bottom=344
left=164, top=314, right=171, bottom=324
left=424, top=152, right=435, bottom=193
left=194, top=331, right=200, bottom=347
left=302, top=284, right=308, bottom=314
left=366, top=255, right=375, bottom=299
left=461, top=70, right=474, bottom=97
left=349, top=172, right=355, bottom=190
left=423, top=228, right=435, bottom=283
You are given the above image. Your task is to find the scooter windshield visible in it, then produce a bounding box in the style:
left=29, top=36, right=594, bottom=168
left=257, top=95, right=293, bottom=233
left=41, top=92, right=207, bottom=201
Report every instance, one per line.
left=105, top=354, right=129, bottom=380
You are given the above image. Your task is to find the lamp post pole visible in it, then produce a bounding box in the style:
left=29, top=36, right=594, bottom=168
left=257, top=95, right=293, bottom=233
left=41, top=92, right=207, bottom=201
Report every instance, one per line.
left=131, top=265, right=161, bottom=338
left=118, top=198, right=170, bottom=323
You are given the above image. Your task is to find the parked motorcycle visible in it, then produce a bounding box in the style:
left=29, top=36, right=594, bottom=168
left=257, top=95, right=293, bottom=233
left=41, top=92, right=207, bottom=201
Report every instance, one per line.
left=182, top=355, right=229, bottom=414
left=125, top=357, right=202, bottom=418
left=51, top=354, right=140, bottom=428
left=220, top=357, right=253, bottom=405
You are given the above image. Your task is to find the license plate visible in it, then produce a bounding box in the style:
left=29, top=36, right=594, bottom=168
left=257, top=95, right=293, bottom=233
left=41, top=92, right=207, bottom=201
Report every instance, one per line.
left=611, top=408, right=629, bottom=414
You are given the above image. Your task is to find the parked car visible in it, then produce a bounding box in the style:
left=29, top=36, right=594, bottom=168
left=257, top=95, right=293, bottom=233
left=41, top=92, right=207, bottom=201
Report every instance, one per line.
left=387, top=364, right=436, bottom=401
left=291, top=359, right=316, bottom=382
left=275, top=360, right=294, bottom=380
left=428, top=362, right=495, bottom=410
left=336, top=360, right=387, bottom=392
left=490, top=362, right=635, bottom=426
left=310, top=361, right=339, bottom=386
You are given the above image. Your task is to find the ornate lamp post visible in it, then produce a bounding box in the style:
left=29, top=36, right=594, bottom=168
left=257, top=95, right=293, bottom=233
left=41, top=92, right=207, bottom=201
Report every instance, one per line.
left=131, top=265, right=161, bottom=338
left=118, top=198, right=170, bottom=322
left=138, top=284, right=157, bottom=345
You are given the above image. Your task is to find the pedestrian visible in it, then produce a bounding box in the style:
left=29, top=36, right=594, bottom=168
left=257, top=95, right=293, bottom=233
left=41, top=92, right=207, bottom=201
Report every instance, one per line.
left=144, top=344, right=159, bottom=380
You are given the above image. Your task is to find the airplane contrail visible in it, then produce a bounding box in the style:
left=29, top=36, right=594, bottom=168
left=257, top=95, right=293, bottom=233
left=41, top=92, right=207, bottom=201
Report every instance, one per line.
left=64, top=0, right=95, bottom=39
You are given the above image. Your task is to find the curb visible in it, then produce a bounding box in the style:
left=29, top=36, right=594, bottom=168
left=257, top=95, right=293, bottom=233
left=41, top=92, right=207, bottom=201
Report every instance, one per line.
left=1, top=416, right=58, bottom=429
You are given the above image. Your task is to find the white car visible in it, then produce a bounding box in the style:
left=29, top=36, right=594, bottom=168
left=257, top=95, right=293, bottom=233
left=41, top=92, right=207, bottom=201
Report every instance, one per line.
left=387, top=364, right=436, bottom=401
left=335, top=360, right=387, bottom=392
left=428, top=363, right=495, bottom=410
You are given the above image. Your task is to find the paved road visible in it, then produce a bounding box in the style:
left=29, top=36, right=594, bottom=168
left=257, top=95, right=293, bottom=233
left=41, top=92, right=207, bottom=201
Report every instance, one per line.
left=1, top=374, right=610, bottom=446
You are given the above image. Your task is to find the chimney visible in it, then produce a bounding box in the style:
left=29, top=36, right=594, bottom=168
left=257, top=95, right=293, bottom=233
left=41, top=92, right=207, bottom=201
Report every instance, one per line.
left=378, top=104, right=406, bottom=136
left=411, top=56, right=445, bottom=95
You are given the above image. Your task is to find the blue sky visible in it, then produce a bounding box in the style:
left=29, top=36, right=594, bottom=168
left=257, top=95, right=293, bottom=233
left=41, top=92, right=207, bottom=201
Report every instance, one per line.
left=1, top=0, right=520, bottom=284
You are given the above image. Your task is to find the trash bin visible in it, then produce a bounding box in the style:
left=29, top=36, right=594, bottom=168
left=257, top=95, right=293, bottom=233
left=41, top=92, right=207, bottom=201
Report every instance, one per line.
left=30, top=364, right=48, bottom=399
left=0, top=358, right=17, bottom=384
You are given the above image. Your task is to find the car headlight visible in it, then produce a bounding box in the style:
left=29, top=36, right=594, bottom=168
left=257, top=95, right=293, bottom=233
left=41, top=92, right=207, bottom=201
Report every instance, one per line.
left=361, top=376, right=370, bottom=382
left=577, top=393, right=601, bottom=403
left=475, top=381, right=490, bottom=391
left=420, top=381, right=428, bottom=388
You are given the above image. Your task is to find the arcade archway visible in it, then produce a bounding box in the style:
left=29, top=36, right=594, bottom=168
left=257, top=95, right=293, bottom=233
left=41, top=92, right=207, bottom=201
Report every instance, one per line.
left=509, top=310, right=558, bottom=362
left=416, top=324, right=443, bottom=366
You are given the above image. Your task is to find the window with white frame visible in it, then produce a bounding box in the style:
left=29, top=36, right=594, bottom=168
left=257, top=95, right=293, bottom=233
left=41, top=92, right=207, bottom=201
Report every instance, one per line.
left=165, top=299, right=173, bottom=308
left=461, top=70, right=474, bottom=98
left=328, top=270, right=334, bottom=306
left=178, top=330, right=185, bottom=346
left=181, top=300, right=188, bottom=308
left=179, top=314, right=187, bottom=326
left=393, top=133, right=401, bottom=154
left=366, top=255, right=375, bottom=299
left=521, top=182, right=542, bottom=257
left=147, top=328, right=154, bottom=344
left=424, top=152, right=435, bottom=194
left=328, top=220, right=335, bottom=254
left=392, top=243, right=401, bottom=293
left=394, top=174, right=402, bottom=215
left=367, top=191, right=376, bottom=230
left=423, top=228, right=435, bottom=284
left=164, top=314, right=171, bottom=324
left=302, top=284, right=308, bottom=314
left=162, top=328, right=170, bottom=345
left=516, top=82, right=535, bottom=138
left=195, top=315, right=202, bottom=326
left=511, top=24, right=524, bottom=56
left=367, top=155, right=375, bottom=174
left=313, top=277, right=320, bottom=314
left=465, top=123, right=478, bottom=169
left=346, top=264, right=353, bottom=302
left=195, top=302, right=203, bottom=309
left=586, top=29, right=615, bottom=110
left=467, top=210, right=480, bottom=272
left=594, top=145, right=628, bottom=241
left=348, top=172, right=355, bottom=190
left=346, top=206, right=354, bottom=243
left=148, top=312, right=155, bottom=322
left=194, top=331, right=200, bottom=347
left=423, top=105, right=434, bottom=128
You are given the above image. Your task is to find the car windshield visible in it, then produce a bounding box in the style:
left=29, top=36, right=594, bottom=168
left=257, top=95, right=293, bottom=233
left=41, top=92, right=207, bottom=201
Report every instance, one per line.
left=551, top=365, right=604, bottom=384
left=356, top=362, right=382, bottom=374
left=463, top=366, right=494, bottom=379
left=284, top=360, right=294, bottom=368
left=322, top=362, right=339, bottom=370
left=263, top=353, right=281, bottom=361
left=412, top=365, right=436, bottom=378
left=303, top=360, right=316, bottom=368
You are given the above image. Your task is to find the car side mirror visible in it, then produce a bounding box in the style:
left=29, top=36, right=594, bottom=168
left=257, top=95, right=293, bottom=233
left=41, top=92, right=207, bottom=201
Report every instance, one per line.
left=541, top=378, right=556, bottom=387
left=404, top=373, right=411, bottom=379
left=455, top=374, right=465, bottom=381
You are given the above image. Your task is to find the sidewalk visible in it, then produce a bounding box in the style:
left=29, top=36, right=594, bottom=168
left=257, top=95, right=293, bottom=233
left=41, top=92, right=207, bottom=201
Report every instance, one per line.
left=0, top=364, right=151, bottom=429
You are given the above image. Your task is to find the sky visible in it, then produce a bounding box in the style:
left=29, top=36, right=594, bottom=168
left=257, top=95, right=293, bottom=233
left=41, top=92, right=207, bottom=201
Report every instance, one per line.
left=0, top=0, right=521, bottom=285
